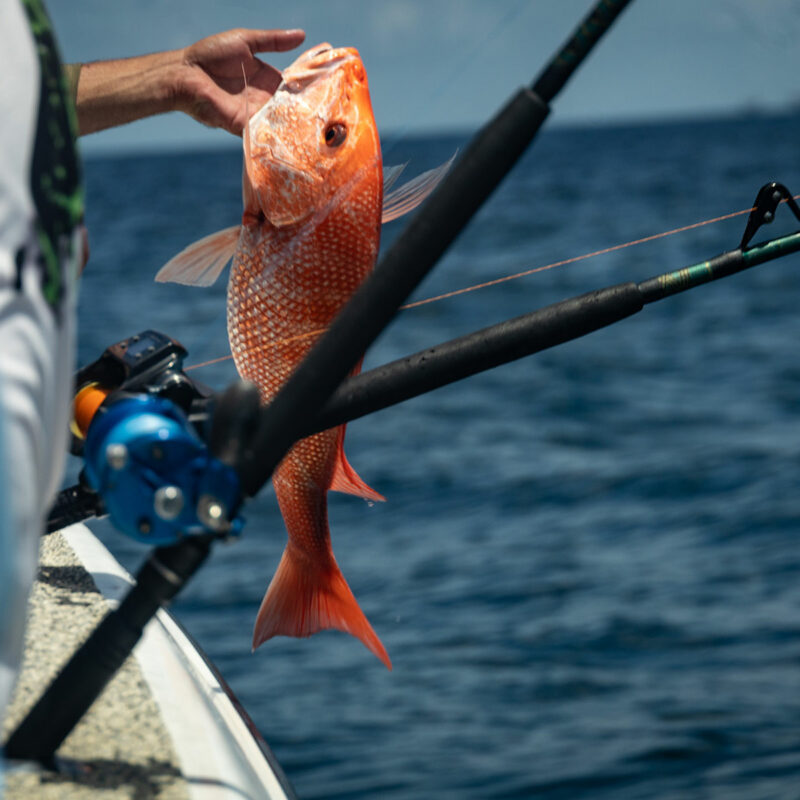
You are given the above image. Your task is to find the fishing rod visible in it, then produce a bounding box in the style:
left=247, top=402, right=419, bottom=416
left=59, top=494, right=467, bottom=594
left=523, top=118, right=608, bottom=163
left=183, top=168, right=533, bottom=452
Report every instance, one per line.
left=232, top=0, right=635, bottom=496
left=309, top=184, right=800, bottom=433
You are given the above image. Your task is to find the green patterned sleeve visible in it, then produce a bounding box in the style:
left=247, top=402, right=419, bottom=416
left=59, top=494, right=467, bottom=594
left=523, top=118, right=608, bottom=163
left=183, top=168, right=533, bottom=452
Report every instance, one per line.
left=62, top=62, right=81, bottom=105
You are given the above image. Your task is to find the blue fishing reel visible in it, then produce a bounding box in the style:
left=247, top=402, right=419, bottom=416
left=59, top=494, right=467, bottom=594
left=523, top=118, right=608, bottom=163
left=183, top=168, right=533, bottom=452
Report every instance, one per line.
left=49, top=330, right=248, bottom=544
left=82, top=394, right=243, bottom=544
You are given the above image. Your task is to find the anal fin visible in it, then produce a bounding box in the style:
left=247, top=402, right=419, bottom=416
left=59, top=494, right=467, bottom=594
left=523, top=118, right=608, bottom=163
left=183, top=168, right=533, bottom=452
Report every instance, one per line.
left=330, top=427, right=385, bottom=502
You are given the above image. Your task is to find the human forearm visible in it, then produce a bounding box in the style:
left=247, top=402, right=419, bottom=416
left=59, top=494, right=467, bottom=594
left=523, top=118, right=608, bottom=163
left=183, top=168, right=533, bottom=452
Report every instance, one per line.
left=69, top=28, right=305, bottom=138
left=72, top=50, right=181, bottom=136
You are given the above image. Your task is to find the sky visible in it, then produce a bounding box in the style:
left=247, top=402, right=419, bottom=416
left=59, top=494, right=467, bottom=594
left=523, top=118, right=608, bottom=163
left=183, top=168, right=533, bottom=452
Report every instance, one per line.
left=46, top=0, right=800, bottom=155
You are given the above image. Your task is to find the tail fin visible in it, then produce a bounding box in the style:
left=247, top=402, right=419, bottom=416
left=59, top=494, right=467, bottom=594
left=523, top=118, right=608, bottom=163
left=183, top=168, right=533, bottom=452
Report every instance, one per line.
left=252, top=545, right=392, bottom=670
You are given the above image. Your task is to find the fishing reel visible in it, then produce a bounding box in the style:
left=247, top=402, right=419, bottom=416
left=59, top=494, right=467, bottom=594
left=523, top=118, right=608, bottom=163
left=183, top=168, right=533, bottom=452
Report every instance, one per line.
left=51, top=330, right=245, bottom=544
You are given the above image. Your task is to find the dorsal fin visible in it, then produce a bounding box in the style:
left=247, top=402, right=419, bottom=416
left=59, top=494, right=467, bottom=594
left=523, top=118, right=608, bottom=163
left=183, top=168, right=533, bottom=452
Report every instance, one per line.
left=381, top=152, right=456, bottom=224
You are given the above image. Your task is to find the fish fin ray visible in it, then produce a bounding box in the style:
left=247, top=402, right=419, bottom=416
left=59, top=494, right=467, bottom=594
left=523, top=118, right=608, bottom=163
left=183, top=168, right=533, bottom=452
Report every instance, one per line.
left=252, top=545, right=392, bottom=669
left=330, top=428, right=385, bottom=502
left=241, top=64, right=262, bottom=217
left=382, top=162, right=407, bottom=194
left=381, top=152, right=457, bottom=224
left=154, top=226, right=240, bottom=286
left=242, top=159, right=260, bottom=217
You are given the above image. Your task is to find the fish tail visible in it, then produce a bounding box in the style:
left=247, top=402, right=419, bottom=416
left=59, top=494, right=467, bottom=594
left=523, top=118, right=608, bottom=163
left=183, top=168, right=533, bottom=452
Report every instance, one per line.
left=252, top=544, right=392, bottom=670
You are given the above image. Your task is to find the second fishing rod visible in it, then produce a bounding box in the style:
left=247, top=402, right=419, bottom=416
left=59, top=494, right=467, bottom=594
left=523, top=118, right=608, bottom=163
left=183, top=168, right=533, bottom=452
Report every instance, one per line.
left=280, top=181, right=798, bottom=435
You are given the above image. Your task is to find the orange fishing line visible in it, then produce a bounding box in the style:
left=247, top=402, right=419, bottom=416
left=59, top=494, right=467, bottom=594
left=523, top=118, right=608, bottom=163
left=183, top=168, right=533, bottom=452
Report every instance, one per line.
left=185, top=196, right=799, bottom=372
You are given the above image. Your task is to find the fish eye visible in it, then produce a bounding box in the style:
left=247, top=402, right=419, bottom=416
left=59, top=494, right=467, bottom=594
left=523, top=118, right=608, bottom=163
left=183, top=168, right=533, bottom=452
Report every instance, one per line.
left=324, top=123, right=347, bottom=148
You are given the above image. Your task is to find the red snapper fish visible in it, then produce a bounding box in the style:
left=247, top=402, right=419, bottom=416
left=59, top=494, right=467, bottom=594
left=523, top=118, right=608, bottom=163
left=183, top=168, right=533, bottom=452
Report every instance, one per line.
left=156, top=44, right=450, bottom=669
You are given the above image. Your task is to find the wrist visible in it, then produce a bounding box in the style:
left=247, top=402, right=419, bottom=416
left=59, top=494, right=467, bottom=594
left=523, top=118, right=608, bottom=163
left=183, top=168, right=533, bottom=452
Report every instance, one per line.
left=169, top=47, right=195, bottom=116
left=149, top=48, right=186, bottom=116
left=132, top=49, right=184, bottom=118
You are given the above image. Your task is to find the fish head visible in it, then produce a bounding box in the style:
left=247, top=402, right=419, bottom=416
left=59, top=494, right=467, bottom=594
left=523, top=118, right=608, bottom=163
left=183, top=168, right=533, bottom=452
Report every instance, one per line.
left=246, top=44, right=381, bottom=228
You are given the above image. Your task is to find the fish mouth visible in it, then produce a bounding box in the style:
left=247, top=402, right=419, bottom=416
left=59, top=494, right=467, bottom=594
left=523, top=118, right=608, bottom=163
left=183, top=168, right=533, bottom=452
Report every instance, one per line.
left=308, top=44, right=333, bottom=58
left=280, top=44, right=360, bottom=93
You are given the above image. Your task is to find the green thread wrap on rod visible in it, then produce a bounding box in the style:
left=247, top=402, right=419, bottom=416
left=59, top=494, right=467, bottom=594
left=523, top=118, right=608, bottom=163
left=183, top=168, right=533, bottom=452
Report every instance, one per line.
left=638, top=230, right=800, bottom=303
left=743, top=230, right=800, bottom=268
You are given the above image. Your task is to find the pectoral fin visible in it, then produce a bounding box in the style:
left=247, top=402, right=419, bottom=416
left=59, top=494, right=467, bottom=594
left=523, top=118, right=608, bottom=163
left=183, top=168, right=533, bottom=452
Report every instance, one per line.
left=155, top=226, right=240, bottom=286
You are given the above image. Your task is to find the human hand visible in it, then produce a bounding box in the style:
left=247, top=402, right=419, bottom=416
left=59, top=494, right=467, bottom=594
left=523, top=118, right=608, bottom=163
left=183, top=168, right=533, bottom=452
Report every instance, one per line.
left=176, top=28, right=306, bottom=136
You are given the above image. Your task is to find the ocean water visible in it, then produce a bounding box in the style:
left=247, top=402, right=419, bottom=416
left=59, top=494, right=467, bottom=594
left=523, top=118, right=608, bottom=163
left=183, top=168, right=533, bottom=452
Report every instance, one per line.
left=74, top=113, right=800, bottom=799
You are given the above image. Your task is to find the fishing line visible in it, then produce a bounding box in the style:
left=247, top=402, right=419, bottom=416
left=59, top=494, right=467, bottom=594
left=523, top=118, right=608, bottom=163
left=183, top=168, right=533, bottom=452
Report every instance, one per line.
left=185, top=195, right=800, bottom=373
left=401, top=202, right=764, bottom=309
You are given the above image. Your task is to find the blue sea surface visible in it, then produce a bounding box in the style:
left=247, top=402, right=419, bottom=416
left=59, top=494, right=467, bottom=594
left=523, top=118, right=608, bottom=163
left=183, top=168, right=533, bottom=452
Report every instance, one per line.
left=75, top=113, right=800, bottom=799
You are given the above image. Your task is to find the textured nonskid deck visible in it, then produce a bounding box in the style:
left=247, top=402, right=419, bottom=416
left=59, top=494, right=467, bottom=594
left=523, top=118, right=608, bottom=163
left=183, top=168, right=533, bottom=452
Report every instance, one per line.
left=2, top=530, right=188, bottom=800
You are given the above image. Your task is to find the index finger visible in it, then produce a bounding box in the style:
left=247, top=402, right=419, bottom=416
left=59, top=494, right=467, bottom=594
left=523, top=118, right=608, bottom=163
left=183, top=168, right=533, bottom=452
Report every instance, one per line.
left=239, top=28, right=306, bottom=55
